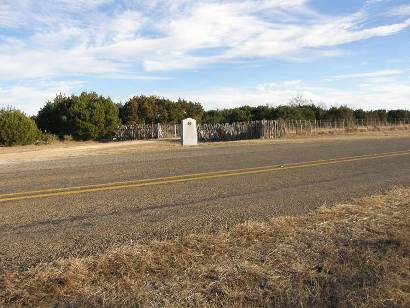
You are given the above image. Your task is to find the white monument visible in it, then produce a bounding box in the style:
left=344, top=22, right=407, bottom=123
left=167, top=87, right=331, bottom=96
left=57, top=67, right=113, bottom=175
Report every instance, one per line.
left=182, top=118, right=198, bottom=146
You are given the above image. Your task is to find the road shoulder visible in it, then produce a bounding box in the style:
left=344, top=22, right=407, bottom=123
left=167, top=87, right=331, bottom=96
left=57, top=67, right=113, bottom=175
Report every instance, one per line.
left=1, top=131, right=409, bottom=166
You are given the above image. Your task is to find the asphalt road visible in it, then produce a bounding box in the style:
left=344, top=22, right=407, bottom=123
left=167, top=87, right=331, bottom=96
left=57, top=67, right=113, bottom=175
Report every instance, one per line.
left=1, top=136, right=410, bottom=273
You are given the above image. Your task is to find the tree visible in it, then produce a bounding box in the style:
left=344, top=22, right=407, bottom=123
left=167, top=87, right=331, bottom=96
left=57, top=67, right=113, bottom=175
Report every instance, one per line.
left=203, top=110, right=225, bottom=124
left=119, top=99, right=139, bottom=124
left=119, top=96, right=204, bottom=124
left=354, top=109, right=366, bottom=120
left=178, top=99, right=204, bottom=122
left=37, top=92, right=120, bottom=140
left=0, top=108, right=41, bottom=146
left=70, top=92, right=120, bottom=140
left=388, top=110, right=409, bottom=121
left=37, top=94, right=74, bottom=137
left=251, top=105, right=272, bottom=121
left=168, top=100, right=186, bottom=123
left=325, top=106, right=354, bottom=121
left=275, top=106, right=305, bottom=121
left=224, top=107, right=252, bottom=123
left=302, top=104, right=326, bottom=120
left=367, top=110, right=387, bottom=121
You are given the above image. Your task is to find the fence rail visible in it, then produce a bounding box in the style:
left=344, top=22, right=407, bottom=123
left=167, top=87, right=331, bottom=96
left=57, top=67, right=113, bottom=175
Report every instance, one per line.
left=114, top=119, right=410, bottom=142
left=115, top=123, right=181, bottom=141
left=197, top=121, right=263, bottom=142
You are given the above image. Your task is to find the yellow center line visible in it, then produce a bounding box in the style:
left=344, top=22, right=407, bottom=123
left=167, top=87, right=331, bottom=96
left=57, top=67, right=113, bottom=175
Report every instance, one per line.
left=1, top=149, right=409, bottom=203
left=1, top=149, right=409, bottom=198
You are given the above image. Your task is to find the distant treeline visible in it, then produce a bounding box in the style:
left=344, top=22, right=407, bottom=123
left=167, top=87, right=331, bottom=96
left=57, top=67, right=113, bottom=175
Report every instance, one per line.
left=119, top=95, right=410, bottom=124
left=1, top=92, right=409, bottom=146
left=203, top=104, right=410, bottom=124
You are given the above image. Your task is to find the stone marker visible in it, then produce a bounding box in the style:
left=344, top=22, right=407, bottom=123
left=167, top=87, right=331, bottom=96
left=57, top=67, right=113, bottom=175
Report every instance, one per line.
left=182, top=118, right=198, bottom=146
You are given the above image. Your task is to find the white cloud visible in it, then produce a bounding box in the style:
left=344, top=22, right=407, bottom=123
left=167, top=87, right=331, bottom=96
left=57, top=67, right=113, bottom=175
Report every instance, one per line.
left=329, top=69, right=404, bottom=80
left=0, top=81, right=83, bottom=115
left=365, top=0, right=391, bottom=5
left=389, top=4, right=410, bottom=16
left=3, top=76, right=410, bottom=117
left=1, top=0, right=410, bottom=78
left=109, top=4, right=410, bottom=71
left=1, top=0, right=410, bottom=113
left=0, top=48, right=123, bottom=79
left=160, top=79, right=410, bottom=111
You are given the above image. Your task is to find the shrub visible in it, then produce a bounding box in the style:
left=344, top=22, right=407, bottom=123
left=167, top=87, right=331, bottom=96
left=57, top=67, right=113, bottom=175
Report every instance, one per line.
left=119, top=99, right=139, bottom=124
left=388, top=110, right=410, bottom=121
left=0, top=108, right=41, bottom=146
left=36, top=94, right=74, bottom=137
left=37, top=92, right=120, bottom=140
left=70, top=93, right=120, bottom=140
left=325, top=106, right=354, bottom=121
left=203, top=110, right=225, bottom=124
left=119, top=96, right=204, bottom=125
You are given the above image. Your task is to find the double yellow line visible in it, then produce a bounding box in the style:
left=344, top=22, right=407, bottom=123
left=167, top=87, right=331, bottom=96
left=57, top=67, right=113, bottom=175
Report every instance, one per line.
left=1, top=149, right=409, bottom=203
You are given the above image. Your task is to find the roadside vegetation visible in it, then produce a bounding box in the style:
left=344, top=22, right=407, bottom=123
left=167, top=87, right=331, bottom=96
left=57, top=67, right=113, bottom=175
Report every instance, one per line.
left=1, top=187, right=409, bottom=307
left=1, top=92, right=410, bottom=146
left=203, top=96, right=410, bottom=124
left=36, top=92, right=120, bottom=141
left=0, top=108, right=41, bottom=146
left=119, top=95, right=204, bottom=125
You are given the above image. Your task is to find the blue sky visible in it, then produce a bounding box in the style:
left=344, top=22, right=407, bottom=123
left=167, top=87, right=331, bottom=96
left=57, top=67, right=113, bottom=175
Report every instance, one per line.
left=1, top=0, right=410, bottom=115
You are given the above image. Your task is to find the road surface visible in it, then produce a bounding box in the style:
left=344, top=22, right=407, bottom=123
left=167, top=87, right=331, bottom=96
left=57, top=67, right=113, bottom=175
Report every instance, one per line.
left=1, top=136, right=410, bottom=273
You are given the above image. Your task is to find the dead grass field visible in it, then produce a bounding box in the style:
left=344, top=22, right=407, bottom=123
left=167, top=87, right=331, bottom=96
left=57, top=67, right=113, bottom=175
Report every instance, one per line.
left=1, top=188, right=409, bottom=307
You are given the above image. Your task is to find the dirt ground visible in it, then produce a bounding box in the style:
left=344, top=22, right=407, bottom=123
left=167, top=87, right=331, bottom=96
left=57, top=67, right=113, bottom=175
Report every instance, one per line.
left=1, top=130, right=410, bottom=166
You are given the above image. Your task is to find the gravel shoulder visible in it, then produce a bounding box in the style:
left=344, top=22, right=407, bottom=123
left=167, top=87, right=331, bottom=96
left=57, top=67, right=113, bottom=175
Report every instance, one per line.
left=1, top=130, right=409, bottom=166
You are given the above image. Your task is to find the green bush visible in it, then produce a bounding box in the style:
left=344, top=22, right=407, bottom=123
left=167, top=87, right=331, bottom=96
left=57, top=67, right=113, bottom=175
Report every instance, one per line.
left=36, top=94, right=74, bottom=137
left=118, top=96, right=204, bottom=125
left=0, top=108, right=41, bottom=146
left=325, top=106, right=354, bottom=121
left=37, top=92, right=120, bottom=140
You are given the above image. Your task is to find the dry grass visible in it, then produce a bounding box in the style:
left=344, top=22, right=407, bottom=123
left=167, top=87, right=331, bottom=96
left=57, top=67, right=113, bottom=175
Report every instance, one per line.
left=1, top=188, right=409, bottom=307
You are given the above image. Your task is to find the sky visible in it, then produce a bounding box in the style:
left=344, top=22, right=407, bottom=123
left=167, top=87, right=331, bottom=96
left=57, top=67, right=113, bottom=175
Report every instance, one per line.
left=1, top=0, right=410, bottom=115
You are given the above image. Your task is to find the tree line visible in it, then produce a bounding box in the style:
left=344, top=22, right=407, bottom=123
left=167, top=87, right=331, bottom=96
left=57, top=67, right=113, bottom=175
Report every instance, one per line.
left=1, top=92, right=409, bottom=146
left=0, top=93, right=204, bottom=145
left=203, top=97, right=410, bottom=124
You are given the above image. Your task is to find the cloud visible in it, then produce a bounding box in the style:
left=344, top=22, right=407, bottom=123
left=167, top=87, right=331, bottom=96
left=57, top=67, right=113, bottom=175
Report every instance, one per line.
left=160, top=79, right=410, bottom=111
left=1, top=0, right=410, bottom=79
left=3, top=76, right=410, bottom=117
left=365, top=0, right=391, bottom=5
left=329, top=69, right=404, bottom=80
left=0, top=81, right=82, bottom=115
left=1, top=0, right=410, bottom=114
left=388, top=4, right=410, bottom=16
left=107, top=3, right=410, bottom=71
